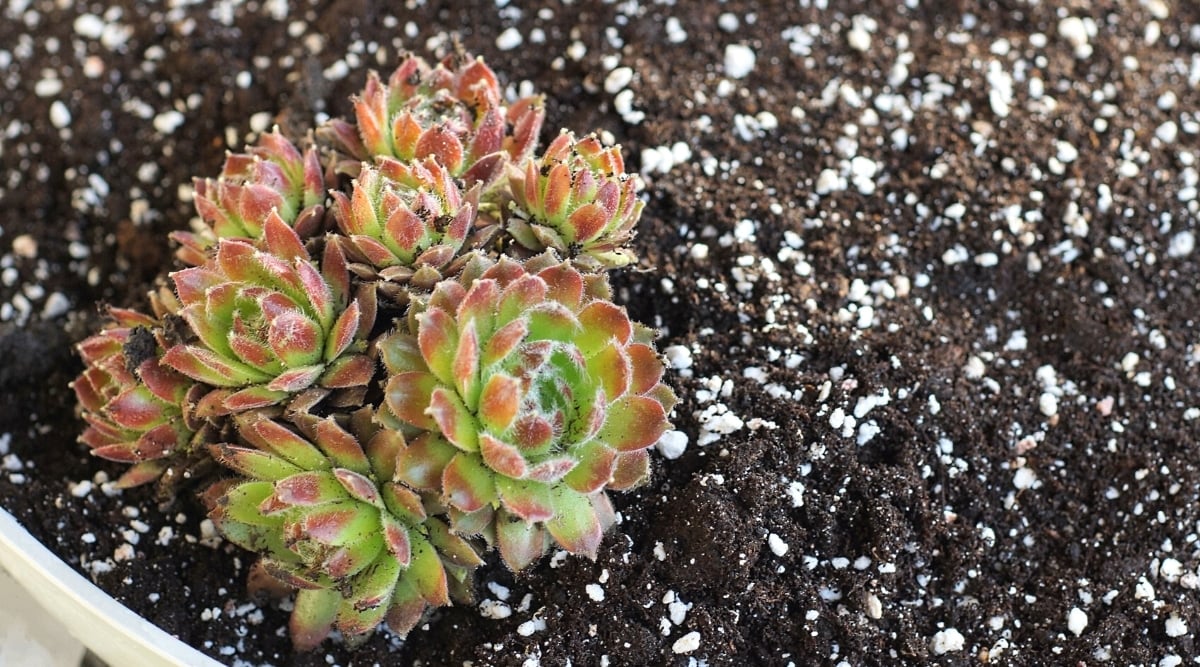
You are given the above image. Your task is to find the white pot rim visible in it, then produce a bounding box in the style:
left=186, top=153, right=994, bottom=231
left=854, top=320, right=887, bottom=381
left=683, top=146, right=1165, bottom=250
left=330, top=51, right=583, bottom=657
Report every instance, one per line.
left=0, top=508, right=223, bottom=667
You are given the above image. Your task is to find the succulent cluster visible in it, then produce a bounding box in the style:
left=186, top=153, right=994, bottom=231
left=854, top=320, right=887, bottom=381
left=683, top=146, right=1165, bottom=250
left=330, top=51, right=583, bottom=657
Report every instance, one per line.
left=72, top=52, right=673, bottom=651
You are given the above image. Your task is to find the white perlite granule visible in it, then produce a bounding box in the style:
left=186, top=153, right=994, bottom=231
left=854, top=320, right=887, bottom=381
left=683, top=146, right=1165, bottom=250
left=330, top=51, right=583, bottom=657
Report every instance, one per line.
left=1067, top=607, right=1087, bottom=636
left=930, top=628, right=965, bottom=654
left=671, top=631, right=701, bottom=654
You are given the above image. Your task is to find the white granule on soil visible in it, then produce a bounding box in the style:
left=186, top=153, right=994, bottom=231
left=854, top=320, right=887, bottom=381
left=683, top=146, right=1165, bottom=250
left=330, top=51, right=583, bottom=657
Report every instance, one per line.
left=1067, top=607, right=1087, bottom=636
left=930, top=628, right=965, bottom=654
left=767, top=533, right=789, bottom=557
left=478, top=599, right=512, bottom=619
left=672, top=631, right=701, bottom=654
left=495, top=27, right=523, bottom=51
left=723, top=44, right=755, bottom=79
left=1165, top=613, right=1188, bottom=638
left=655, top=430, right=689, bottom=460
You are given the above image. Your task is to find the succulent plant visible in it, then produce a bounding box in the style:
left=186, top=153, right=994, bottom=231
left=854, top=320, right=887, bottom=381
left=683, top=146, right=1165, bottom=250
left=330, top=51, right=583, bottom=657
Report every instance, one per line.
left=321, top=53, right=544, bottom=186
left=507, top=131, right=645, bottom=270
left=378, top=252, right=676, bottom=569
left=162, top=213, right=376, bottom=415
left=329, top=157, right=481, bottom=291
left=175, top=129, right=326, bottom=265
left=73, top=49, right=678, bottom=652
left=204, top=409, right=481, bottom=650
left=71, top=307, right=203, bottom=488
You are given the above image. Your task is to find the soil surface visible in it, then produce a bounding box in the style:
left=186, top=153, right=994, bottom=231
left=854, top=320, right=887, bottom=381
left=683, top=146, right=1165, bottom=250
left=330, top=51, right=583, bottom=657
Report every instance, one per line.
left=3, top=1, right=1200, bottom=665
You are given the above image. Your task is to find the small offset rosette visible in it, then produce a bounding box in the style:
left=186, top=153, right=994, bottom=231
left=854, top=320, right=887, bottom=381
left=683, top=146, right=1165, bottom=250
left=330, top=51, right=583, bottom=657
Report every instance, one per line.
left=204, top=410, right=480, bottom=650
left=330, top=157, right=481, bottom=293
left=163, top=214, right=375, bottom=416
left=507, top=131, right=645, bottom=270
left=379, top=252, right=675, bottom=570
left=322, top=53, right=544, bottom=186
left=71, top=307, right=202, bottom=488
left=175, top=129, right=326, bottom=265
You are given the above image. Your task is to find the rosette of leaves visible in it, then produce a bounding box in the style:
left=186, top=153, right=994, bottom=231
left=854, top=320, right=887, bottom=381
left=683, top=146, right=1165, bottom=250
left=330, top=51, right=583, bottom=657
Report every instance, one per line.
left=71, top=307, right=206, bottom=488
left=507, top=131, right=645, bottom=271
left=321, top=53, right=544, bottom=186
left=378, top=252, right=676, bottom=569
left=174, top=130, right=326, bottom=265
left=329, top=157, right=482, bottom=295
left=204, top=409, right=481, bottom=650
left=162, top=213, right=376, bottom=415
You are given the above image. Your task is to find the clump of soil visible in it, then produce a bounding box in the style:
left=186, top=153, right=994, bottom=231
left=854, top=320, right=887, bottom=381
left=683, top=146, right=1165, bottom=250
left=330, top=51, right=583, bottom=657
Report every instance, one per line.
left=3, top=1, right=1200, bottom=665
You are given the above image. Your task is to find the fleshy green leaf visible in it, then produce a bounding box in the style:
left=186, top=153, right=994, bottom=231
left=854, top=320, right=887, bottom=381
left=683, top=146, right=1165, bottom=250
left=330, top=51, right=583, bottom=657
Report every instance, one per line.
left=608, top=449, right=650, bottom=490
left=480, top=319, right=528, bottom=369
left=333, top=468, right=383, bottom=507
left=106, top=386, right=168, bottom=431
left=325, top=300, right=361, bottom=361
left=162, top=344, right=272, bottom=387
left=525, top=456, right=577, bottom=484
left=289, top=588, right=340, bottom=651
left=575, top=300, right=632, bottom=355
left=598, top=395, right=669, bottom=452
left=566, top=202, right=610, bottom=244
left=496, top=510, right=547, bottom=571
left=262, top=209, right=307, bottom=261
left=335, top=599, right=387, bottom=649
left=385, top=577, right=427, bottom=638
left=417, top=308, right=458, bottom=386
left=456, top=278, right=498, bottom=339
left=477, top=373, right=520, bottom=433
left=479, top=433, right=529, bottom=479
left=366, top=429, right=405, bottom=483
left=425, top=517, right=484, bottom=568
left=525, top=302, right=579, bottom=343
left=396, top=433, right=458, bottom=492
left=497, top=274, right=548, bottom=326
left=210, top=444, right=305, bottom=481
left=318, top=353, right=374, bottom=388
left=224, top=385, right=290, bottom=411
left=346, top=550, right=402, bottom=613
left=585, top=342, right=631, bottom=402
left=626, top=343, right=664, bottom=395
left=537, top=262, right=584, bottom=311
left=408, top=535, right=451, bottom=606
left=271, top=471, right=348, bottom=509
left=380, top=511, right=412, bottom=566
left=267, top=311, right=324, bottom=368
left=495, top=477, right=555, bottom=522
left=453, top=320, right=481, bottom=406
left=321, top=530, right=385, bottom=580
left=385, top=371, right=440, bottom=431
left=544, top=487, right=603, bottom=558
left=235, top=413, right=329, bottom=471
left=265, top=364, right=325, bottom=393
left=441, top=452, right=498, bottom=512
left=310, top=417, right=371, bottom=475
left=428, top=387, right=479, bottom=452
left=562, top=440, right=616, bottom=494
left=301, top=500, right=378, bottom=547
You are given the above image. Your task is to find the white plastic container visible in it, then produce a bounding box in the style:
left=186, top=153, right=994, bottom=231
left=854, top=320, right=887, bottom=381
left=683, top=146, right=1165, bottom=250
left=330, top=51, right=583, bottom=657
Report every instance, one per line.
left=0, top=509, right=221, bottom=667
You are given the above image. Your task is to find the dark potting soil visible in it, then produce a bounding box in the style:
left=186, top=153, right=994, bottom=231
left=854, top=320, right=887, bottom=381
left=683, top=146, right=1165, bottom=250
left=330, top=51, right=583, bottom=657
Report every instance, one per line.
left=3, top=1, right=1200, bottom=665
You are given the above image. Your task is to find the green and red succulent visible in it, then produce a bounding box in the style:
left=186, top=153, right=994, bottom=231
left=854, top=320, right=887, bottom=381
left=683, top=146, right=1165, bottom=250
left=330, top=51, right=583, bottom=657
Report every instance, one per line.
left=379, top=253, right=675, bottom=569
left=162, top=213, right=375, bottom=415
left=205, top=410, right=480, bottom=649
left=330, top=157, right=481, bottom=290
left=175, top=130, right=326, bottom=266
left=507, top=131, right=645, bottom=270
left=322, top=53, right=544, bottom=186
left=72, top=50, right=679, bottom=651
left=72, top=307, right=204, bottom=488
